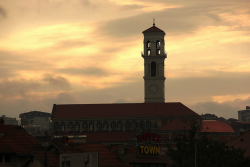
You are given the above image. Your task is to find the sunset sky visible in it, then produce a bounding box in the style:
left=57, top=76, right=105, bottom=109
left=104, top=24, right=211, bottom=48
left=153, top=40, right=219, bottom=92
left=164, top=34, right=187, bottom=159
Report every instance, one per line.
left=0, top=0, right=250, bottom=120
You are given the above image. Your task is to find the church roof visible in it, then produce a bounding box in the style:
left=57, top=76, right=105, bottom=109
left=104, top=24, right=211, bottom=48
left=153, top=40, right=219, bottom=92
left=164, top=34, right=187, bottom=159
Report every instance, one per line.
left=142, top=25, right=165, bottom=34
left=200, top=120, right=235, bottom=133
left=158, top=118, right=192, bottom=131
left=52, top=102, right=201, bottom=118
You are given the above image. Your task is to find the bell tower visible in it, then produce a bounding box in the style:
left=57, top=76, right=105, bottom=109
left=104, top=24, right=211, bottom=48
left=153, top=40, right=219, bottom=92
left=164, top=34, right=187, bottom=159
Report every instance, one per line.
left=142, top=20, right=167, bottom=103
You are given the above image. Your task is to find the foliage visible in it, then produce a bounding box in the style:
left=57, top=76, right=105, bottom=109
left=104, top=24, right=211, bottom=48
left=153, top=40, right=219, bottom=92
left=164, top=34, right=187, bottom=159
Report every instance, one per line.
left=166, top=123, right=250, bottom=167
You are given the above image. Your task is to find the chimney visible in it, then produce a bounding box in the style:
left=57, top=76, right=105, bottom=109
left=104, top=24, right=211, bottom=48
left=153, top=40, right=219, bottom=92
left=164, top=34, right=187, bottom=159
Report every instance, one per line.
left=240, top=128, right=244, bottom=135
left=0, top=119, right=4, bottom=136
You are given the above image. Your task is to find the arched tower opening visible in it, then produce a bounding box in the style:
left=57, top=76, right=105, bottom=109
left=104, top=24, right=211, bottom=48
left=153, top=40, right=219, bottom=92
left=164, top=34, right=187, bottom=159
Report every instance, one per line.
left=151, top=62, right=156, bottom=76
left=156, top=40, right=160, bottom=55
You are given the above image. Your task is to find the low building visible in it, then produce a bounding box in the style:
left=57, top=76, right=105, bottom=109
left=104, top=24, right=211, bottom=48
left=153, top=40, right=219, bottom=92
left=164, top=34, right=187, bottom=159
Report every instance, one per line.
left=229, top=121, right=250, bottom=137
left=199, top=120, right=235, bottom=142
left=0, top=119, right=44, bottom=167
left=226, top=129, right=250, bottom=158
left=238, top=106, right=250, bottom=122
left=0, top=115, right=18, bottom=125
left=23, top=136, right=130, bottom=167
left=19, top=111, right=51, bottom=128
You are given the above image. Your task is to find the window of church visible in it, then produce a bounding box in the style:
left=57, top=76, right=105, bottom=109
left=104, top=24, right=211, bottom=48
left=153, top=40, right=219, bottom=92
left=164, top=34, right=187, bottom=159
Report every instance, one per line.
left=125, top=121, right=130, bottom=131
left=146, top=120, right=151, bottom=130
left=75, top=122, right=80, bottom=132
left=103, top=121, right=108, bottom=131
left=151, top=62, right=156, bottom=76
left=131, top=121, right=137, bottom=131
left=140, top=121, right=145, bottom=130
left=97, top=121, right=102, bottom=131
left=148, top=50, right=151, bottom=56
left=68, top=122, right=74, bottom=132
left=147, top=41, right=151, bottom=48
left=82, top=122, right=88, bottom=132
left=89, top=121, right=94, bottom=132
left=111, top=121, right=116, bottom=131
left=54, top=122, right=59, bottom=133
left=156, top=40, right=160, bottom=48
left=117, top=121, right=123, bottom=131
left=60, top=122, right=66, bottom=132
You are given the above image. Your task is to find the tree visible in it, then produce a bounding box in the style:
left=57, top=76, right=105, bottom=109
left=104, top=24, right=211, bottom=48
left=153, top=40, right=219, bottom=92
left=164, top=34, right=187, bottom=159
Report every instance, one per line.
left=166, top=123, right=250, bottom=167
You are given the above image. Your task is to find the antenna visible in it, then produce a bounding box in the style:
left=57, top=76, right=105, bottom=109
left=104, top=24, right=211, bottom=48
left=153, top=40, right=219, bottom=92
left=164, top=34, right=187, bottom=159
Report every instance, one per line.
left=153, top=18, right=155, bottom=26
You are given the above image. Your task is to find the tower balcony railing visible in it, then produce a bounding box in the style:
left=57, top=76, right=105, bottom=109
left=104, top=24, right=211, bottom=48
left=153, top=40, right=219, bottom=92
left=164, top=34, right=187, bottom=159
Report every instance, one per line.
left=141, top=51, right=168, bottom=57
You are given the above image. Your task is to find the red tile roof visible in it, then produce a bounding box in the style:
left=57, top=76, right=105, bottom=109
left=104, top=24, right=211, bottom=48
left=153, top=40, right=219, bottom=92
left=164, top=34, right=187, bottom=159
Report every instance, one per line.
left=31, top=151, right=60, bottom=167
left=54, top=132, right=135, bottom=143
left=53, top=142, right=130, bottom=167
left=158, top=118, right=192, bottom=131
left=0, top=125, right=44, bottom=155
left=226, top=130, right=250, bottom=158
left=142, top=25, right=165, bottom=33
left=52, top=103, right=200, bottom=118
left=200, top=120, right=235, bottom=133
left=73, top=143, right=130, bottom=167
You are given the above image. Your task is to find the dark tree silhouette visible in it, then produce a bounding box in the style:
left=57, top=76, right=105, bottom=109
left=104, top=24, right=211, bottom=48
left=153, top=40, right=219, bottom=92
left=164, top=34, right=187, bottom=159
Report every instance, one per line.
left=166, top=123, right=250, bottom=167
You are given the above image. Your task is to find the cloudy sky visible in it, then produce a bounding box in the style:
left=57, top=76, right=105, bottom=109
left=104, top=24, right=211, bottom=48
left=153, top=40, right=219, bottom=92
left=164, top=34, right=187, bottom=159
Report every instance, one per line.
left=0, top=0, right=250, bottom=120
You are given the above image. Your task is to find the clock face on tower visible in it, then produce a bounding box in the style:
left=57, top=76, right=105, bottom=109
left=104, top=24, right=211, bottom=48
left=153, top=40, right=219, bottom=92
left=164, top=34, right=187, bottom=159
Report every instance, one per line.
left=149, top=84, right=159, bottom=94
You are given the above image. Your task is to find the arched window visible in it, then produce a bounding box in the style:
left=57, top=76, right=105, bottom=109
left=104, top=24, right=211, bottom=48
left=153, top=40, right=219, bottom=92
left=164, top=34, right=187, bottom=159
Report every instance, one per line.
left=147, top=41, right=151, bottom=56
left=60, top=122, right=66, bottom=132
left=117, top=121, right=123, bottom=131
left=156, top=40, right=160, bottom=55
left=68, top=122, right=74, bottom=132
left=111, top=121, right=116, bottom=131
left=131, top=121, right=137, bottom=131
left=54, top=122, right=59, bottom=133
left=103, top=121, right=109, bottom=131
left=156, top=40, right=160, bottom=48
left=97, top=121, right=102, bottom=132
left=75, top=122, right=80, bottom=132
left=125, top=121, right=130, bottom=131
left=146, top=120, right=151, bottom=130
left=89, top=121, right=94, bottom=132
left=151, top=62, right=156, bottom=76
left=147, top=41, right=151, bottom=48
left=82, top=122, right=88, bottom=132
left=140, top=120, right=145, bottom=130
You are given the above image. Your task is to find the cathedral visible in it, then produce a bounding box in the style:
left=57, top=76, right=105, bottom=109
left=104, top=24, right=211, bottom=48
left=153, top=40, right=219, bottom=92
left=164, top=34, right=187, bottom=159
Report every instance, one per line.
left=51, top=22, right=235, bottom=166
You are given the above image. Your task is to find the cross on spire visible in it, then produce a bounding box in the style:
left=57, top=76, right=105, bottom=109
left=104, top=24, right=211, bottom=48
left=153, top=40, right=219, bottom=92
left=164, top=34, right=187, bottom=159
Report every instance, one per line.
left=153, top=18, right=155, bottom=26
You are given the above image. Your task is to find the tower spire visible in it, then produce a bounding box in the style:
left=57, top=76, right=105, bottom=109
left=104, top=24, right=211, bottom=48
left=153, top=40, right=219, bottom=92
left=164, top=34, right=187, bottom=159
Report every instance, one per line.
left=153, top=18, right=155, bottom=26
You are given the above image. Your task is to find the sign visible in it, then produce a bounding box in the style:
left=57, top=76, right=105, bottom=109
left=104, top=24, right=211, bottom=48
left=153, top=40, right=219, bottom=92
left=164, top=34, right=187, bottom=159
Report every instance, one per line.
left=137, top=133, right=161, bottom=143
left=140, top=145, right=161, bottom=155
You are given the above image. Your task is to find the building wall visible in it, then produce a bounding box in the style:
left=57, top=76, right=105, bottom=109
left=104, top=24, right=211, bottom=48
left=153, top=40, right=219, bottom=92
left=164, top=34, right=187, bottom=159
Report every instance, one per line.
left=238, top=110, right=250, bottom=122
left=0, top=115, right=18, bottom=125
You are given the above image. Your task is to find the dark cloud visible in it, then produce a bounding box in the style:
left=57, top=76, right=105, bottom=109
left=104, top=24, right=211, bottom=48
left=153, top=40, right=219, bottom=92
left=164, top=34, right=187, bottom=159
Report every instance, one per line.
left=189, top=97, right=250, bottom=119
left=0, top=79, right=40, bottom=98
left=43, top=92, right=78, bottom=106
left=0, top=50, right=53, bottom=78
left=42, top=73, right=71, bottom=89
left=0, top=6, right=7, bottom=18
left=165, top=71, right=250, bottom=103
left=57, top=67, right=109, bottom=77
left=0, top=74, right=71, bottom=98
left=0, top=92, right=78, bottom=119
left=99, top=2, right=248, bottom=38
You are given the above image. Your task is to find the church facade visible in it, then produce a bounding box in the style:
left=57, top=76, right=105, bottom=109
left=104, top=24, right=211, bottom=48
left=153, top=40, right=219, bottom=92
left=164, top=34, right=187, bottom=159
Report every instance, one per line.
left=51, top=23, right=202, bottom=140
left=50, top=23, right=235, bottom=166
